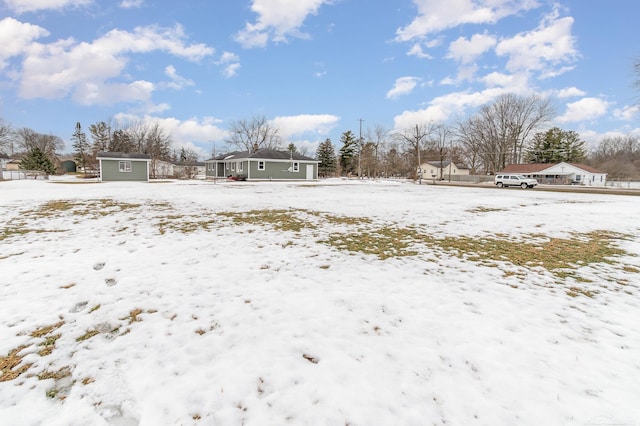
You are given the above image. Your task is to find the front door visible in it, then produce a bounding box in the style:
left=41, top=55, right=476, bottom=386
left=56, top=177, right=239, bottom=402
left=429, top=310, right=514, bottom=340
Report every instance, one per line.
left=306, top=164, right=314, bottom=180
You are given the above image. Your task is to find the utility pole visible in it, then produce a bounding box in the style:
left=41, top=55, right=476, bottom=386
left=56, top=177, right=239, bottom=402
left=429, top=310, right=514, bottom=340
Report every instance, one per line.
left=416, top=124, right=422, bottom=185
left=358, top=118, right=364, bottom=178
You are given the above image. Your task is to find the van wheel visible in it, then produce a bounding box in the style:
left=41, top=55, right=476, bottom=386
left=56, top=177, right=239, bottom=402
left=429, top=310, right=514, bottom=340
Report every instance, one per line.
left=496, top=182, right=503, bottom=188
left=521, top=183, right=528, bottom=189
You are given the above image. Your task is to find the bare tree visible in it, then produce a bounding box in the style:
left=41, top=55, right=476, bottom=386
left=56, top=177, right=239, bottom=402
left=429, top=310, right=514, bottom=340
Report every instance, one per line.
left=394, top=122, right=437, bottom=184
left=461, top=94, right=553, bottom=174
left=226, top=116, right=281, bottom=152
left=364, top=125, right=390, bottom=178
left=0, top=118, right=12, bottom=154
left=455, top=116, right=484, bottom=174
left=144, top=123, right=173, bottom=179
left=14, top=128, right=63, bottom=159
left=427, top=122, right=452, bottom=180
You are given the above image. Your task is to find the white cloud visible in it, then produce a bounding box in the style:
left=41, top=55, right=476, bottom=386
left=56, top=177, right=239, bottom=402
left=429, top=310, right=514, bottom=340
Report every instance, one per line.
left=386, top=76, right=422, bottom=99
left=555, top=86, right=586, bottom=98
left=0, top=17, right=49, bottom=69
left=447, top=32, right=496, bottom=64
left=479, top=71, right=532, bottom=94
left=3, top=0, right=91, bottom=13
left=163, top=65, right=194, bottom=90
left=613, top=105, right=639, bottom=122
left=396, top=0, right=539, bottom=42
left=393, top=87, right=505, bottom=131
left=270, top=114, right=340, bottom=140
left=74, top=80, right=155, bottom=105
left=407, top=42, right=432, bottom=59
left=118, top=0, right=143, bottom=8
left=234, top=0, right=331, bottom=48
left=557, top=97, right=610, bottom=123
left=17, top=24, right=213, bottom=105
left=495, top=9, right=578, bottom=77
left=216, top=51, right=240, bottom=78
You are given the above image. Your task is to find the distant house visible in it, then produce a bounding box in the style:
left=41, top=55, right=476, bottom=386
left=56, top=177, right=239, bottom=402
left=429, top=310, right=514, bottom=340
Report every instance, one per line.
left=204, top=148, right=319, bottom=181
left=500, top=162, right=607, bottom=186
left=418, top=160, right=470, bottom=180
left=174, top=161, right=205, bottom=179
left=96, top=152, right=151, bottom=182
left=0, top=153, right=9, bottom=170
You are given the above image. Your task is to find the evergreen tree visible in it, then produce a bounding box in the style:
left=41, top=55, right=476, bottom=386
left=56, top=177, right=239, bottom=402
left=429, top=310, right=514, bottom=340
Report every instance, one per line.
left=20, top=147, right=55, bottom=175
left=287, top=142, right=298, bottom=154
left=338, top=130, right=357, bottom=175
left=89, top=121, right=111, bottom=153
left=525, top=127, right=587, bottom=163
left=315, top=138, right=337, bottom=177
left=72, top=122, right=90, bottom=174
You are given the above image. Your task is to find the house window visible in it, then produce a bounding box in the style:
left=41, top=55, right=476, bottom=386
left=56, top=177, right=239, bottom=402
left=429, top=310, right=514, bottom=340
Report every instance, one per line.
left=119, top=161, right=132, bottom=172
left=293, top=162, right=299, bottom=172
left=258, top=161, right=265, bottom=170
left=226, top=163, right=229, bottom=170
left=207, top=163, right=215, bottom=171
left=239, top=162, right=243, bottom=172
left=231, top=162, right=236, bottom=171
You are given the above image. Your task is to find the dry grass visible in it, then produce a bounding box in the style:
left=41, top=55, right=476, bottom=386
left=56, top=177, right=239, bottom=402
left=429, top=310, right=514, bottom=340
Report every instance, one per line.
left=0, top=346, right=32, bottom=382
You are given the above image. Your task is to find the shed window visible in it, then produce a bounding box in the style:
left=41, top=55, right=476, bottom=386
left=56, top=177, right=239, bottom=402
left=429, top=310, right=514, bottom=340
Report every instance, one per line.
left=258, top=161, right=265, bottom=170
left=293, top=162, right=299, bottom=172
left=119, top=161, right=132, bottom=172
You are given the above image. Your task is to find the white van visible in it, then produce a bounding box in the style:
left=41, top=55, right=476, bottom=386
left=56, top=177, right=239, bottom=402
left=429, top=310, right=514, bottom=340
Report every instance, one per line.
left=494, top=174, right=538, bottom=189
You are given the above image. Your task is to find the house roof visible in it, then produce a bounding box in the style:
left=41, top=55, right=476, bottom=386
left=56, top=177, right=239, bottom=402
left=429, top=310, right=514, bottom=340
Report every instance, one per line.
left=174, top=161, right=205, bottom=167
left=96, top=151, right=151, bottom=160
left=207, top=148, right=317, bottom=162
left=421, top=160, right=468, bottom=169
left=501, top=162, right=605, bottom=174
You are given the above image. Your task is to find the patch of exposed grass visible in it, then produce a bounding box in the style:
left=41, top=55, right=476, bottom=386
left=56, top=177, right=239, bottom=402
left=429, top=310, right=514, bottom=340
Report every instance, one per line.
left=38, top=366, right=71, bottom=381
left=322, top=226, right=420, bottom=260
left=467, top=206, right=503, bottom=213
left=76, top=329, right=100, bottom=342
left=89, top=304, right=101, bottom=313
left=566, top=287, right=599, bottom=298
left=623, top=265, right=640, bottom=273
left=0, top=346, right=32, bottom=382
left=121, top=308, right=144, bottom=324
left=0, top=227, right=65, bottom=241
left=30, top=321, right=65, bottom=338
left=38, top=334, right=61, bottom=356
left=157, top=215, right=218, bottom=235
left=218, top=209, right=313, bottom=232
left=425, top=231, right=628, bottom=275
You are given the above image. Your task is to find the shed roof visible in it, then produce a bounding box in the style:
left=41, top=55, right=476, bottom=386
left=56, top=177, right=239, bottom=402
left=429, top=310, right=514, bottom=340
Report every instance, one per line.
left=207, top=148, right=317, bottom=162
left=96, top=151, right=151, bottom=160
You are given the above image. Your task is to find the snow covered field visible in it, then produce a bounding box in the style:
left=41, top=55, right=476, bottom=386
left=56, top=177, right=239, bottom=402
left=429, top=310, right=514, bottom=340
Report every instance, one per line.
left=1, top=178, right=639, bottom=426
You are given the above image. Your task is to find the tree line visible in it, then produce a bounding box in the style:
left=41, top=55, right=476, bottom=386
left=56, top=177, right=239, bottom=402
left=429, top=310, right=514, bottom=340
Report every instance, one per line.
left=314, top=94, right=639, bottom=181
left=1, top=93, right=638, bottom=180
left=0, top=118, right=201, bottom=178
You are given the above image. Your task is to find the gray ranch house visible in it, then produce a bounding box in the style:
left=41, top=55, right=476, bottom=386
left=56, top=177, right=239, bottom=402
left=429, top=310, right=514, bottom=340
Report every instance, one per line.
left=205, top=148, right=319, bottom=181
left=97, top=152, right=151, bottom=182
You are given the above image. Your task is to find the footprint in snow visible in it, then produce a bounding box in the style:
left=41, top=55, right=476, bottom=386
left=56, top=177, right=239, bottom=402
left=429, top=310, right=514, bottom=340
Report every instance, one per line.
left=105, top=278, right=117, bottom=287
left=93, top=262, right=106, bottom=271
left=70, top=301, right=88, bottom=313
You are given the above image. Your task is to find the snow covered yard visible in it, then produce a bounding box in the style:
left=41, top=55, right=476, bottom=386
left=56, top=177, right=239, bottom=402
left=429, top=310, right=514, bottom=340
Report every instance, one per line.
left=1, top=179, right=639, bottom=426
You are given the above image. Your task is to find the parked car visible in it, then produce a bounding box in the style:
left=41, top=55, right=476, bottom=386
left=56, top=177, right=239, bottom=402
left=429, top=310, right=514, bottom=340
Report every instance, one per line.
left=494, top=174, right=538, bottom=189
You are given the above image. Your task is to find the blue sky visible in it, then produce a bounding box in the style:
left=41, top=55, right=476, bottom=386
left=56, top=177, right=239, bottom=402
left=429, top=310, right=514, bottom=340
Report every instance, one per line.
left=1, top=0, right=638, bottom=158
